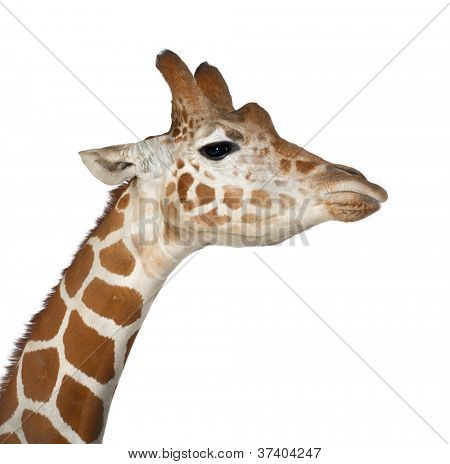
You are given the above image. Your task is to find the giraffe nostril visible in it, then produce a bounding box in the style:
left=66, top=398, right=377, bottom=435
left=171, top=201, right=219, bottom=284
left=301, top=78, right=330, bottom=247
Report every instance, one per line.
left=332, top=164, right=367, bottom=180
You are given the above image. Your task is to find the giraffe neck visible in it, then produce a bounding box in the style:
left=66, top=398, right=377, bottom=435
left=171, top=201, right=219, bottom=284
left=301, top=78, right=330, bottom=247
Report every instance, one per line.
left=0, top=179, right=197, bottom=443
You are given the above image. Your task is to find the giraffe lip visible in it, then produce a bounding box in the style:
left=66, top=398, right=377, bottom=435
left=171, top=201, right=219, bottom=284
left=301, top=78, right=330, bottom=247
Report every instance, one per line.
left=323, top=190, right=384, bottom=222
left=325, top=191, right=381, bottom=206
left=325, top=179, right=388, bottom=204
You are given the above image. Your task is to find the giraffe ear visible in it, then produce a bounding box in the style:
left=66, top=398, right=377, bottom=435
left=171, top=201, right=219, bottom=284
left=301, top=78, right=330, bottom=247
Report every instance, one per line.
left=79, top=144, right=139, bottom=185
left=194, top=62, right=234, bottom=112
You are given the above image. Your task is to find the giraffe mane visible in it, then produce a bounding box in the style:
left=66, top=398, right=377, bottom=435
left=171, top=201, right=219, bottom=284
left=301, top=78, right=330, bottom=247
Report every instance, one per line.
left=0, top=181, right=131, bottom=403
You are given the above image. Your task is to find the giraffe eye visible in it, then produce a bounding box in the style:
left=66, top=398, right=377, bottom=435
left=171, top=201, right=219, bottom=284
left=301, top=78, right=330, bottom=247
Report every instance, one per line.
left=199, top=141, right=238, bottom=160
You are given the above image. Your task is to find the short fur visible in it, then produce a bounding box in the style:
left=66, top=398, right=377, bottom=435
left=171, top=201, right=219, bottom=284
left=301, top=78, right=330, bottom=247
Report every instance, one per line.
left=0, top=182, right=130, bottom=403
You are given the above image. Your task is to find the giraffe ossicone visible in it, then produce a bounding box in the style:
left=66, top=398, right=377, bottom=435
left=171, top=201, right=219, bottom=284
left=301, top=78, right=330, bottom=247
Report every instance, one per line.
left=0, top=50, right=387, bottom=443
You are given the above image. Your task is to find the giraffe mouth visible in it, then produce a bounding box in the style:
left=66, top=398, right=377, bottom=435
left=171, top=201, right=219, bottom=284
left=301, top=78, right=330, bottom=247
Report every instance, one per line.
left=326, top=177, right=388, bottom=203
left=323, top=178, right=388, bottom=222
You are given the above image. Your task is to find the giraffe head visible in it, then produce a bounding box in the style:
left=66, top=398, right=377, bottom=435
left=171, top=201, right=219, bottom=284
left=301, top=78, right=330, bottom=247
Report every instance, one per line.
left=80, top=50, right=387, bottom=247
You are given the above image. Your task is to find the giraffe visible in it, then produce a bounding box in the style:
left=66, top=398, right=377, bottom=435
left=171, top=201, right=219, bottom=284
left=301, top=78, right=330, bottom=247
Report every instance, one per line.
left=0, top=50, right=387, bottom=443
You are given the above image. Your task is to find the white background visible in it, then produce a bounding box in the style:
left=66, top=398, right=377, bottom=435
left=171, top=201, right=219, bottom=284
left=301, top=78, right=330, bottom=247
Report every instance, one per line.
left=0, top=1, right=448, bottom=462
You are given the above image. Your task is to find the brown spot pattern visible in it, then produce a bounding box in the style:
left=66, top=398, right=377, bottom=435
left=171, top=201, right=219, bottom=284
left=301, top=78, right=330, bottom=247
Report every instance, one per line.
left=65, top=244, right=94, bottom=298
left=30, top=287, right=67, bottom=341
left=251, top=190, right=272, bottom=208
left=0, top=369, right=18, bottom=425
left=22, top=348, right=59, bottom=402
left=56, top=376, right=103, bottom=443
left=194, top=208, right=231, bottom=227
left=82, top=278, right=143, bottom=326
left=280, top=159, right=291, bottom=173
left=117, top=193, right=130, bottom=210
left=99, top=240, right=135, bottom=276
left=296, top=160, right=317, bottom=174
left=93, top=209, right=124, bottom=241
left=242, top=213, right=257, bottom=223
left=0, top=432, right=21, bottom=444
left=165, top=181, right=176, bottom=196
left=64, top=311, right=115, bottom=384
left=223, top=186, right=243, bottom=210
left=182, top=200, right=195, bottom=212
left=279, top=193, right=296, bottom=209
left=22, top=409, right=69, bottom=444
left=176, top=159, right=185, bottom=169
left=177, top=173, right=194, bottom=203
left=195, top=183, right=215, bottom=206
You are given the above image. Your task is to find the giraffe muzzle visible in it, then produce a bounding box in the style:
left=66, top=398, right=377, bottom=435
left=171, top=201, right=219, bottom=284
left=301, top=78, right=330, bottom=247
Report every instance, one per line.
left=319, top=168, right=388, bottom=222
left=325, top=177, right=388, bottom=204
